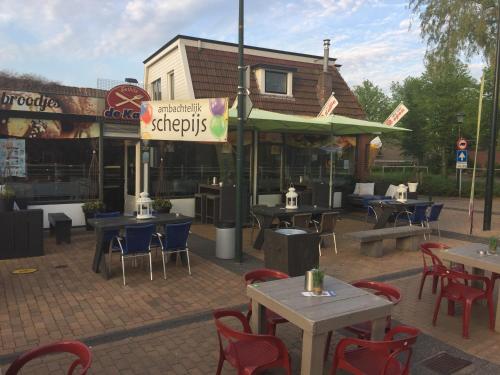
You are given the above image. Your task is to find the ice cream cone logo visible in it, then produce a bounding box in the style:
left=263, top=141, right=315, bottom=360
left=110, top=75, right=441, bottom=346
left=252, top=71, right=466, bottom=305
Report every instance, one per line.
left=209, top=98, right=227, bottom=139
left=140, top=103, right=153, bottom=125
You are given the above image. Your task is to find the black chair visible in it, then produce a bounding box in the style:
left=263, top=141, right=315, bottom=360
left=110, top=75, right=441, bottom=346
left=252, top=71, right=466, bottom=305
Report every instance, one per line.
left=194, top=193, right=207, bottom=223
left=206, top=194, right=220, bottom=224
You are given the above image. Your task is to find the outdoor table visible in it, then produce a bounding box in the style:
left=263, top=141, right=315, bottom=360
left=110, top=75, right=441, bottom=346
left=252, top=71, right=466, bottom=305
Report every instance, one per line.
left=369, top=199, right=433, bottom=229
left=438, top=243, right=500, bottom=332
left=89, top=213, right=192, bottom=279
left=251, top=205, right=336, bottom=249
left=247, top=275, right=393, bottom=374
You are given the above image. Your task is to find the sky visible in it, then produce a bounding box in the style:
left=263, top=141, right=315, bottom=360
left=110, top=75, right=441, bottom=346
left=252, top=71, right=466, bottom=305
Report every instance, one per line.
left=0, top=0, right=485, bottom=92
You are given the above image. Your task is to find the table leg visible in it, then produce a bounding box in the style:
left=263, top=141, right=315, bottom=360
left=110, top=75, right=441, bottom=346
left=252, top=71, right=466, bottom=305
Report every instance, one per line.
left=301, top=330, right=327, bottom=375
left=92, top=229, right=103, bottom=272
left=253, top=216, right=274, bottom=250
left=495, top=285, right=500, bottom=332
left=371, top=317, right=386, bottom=341
left=373, top=207, right=394, bottom=229
left=250, top=299, right=267, bottom=334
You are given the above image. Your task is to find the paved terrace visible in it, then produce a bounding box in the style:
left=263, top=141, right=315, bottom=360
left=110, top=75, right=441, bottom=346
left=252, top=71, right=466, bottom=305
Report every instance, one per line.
left=1, top=198, right=500, bottom=373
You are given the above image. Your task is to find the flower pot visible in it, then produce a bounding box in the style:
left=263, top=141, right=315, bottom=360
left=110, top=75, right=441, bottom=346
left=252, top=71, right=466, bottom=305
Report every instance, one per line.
left=312, top=286, right=323, bottom=295
left=155, top=207, right=171, bottom=214
left=84, top=212, right=95, bottom=231
left=408, top=182, right=418, bottom=193
left=0, top=198, right=14, bottom=212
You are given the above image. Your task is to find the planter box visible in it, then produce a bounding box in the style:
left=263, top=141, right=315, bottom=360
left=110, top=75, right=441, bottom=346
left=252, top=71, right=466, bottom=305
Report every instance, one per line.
left=262, top=228, right=320, bottom=277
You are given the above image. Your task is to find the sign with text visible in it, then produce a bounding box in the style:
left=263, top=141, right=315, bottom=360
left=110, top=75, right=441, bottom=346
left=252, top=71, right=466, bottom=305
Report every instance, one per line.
left=104, top=84, right=150, bottom=122
left=140, top=98, right=228, bottom=142
left=384, top=102, right=408, bottom=127
left=317, top=93, right=339, bottom=117
left=456, top=150, right=468, bottom=169
left=0, top=138, right=26, bottom=177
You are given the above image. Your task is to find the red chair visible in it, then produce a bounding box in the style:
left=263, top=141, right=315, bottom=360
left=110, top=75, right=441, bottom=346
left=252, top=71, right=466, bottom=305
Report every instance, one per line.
left=330, top=325, right=420, bottom=375
left=213, top=309, right=291, bottom=375
left=6, top=340, right=92, bottom=375
left=324, top=281, right=401, bottom=361
left=492, top=272, right=500, bottom=288
left=418, top=242, right=466, bottom=299
left=433, top=266, right=495, bottom=339
left=244, top=268, right=289, bottom=335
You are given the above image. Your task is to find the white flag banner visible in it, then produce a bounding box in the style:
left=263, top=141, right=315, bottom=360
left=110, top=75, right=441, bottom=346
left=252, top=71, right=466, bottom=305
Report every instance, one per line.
left=317, top=94, right=339, bottom=117
left=384, top=103, right=408, bottom=127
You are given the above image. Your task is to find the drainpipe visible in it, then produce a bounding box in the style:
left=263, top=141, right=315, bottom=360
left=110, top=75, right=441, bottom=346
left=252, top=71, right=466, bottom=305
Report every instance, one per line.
left=323, top=39, right=330, bottom=73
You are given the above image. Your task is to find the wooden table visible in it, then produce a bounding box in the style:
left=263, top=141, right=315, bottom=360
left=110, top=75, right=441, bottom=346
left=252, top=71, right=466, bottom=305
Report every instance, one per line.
left=251, top=205, right=336, bottom=249
left=247, top=275, right=393, bottom=374
left=438, top=243, right=500, bottom=332
left=88, top=213, right=192, bottom=279
left=369, top=199, right=432, bottom=229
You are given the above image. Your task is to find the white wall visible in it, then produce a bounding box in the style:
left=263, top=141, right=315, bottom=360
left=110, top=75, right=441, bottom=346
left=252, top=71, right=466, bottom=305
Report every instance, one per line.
left=27, top=203, right=85, bottom=229
left=258, top=194, right=282, bottom=206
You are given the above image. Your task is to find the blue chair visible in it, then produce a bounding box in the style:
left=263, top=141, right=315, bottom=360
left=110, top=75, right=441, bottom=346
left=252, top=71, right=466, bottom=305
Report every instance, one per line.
left=95, top=212, right=121, bottom=267
left=426, top=203, right=444, bottom=239
left=394, top=205, right=429, bottom=238
left=115, top=224, right=156, bottom=286
left=151, top=221, right=192, bottom=279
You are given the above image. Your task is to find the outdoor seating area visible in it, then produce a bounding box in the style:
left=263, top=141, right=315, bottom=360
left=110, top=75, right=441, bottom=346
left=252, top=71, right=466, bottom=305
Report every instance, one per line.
left=2, top=201, right=500, bottom=374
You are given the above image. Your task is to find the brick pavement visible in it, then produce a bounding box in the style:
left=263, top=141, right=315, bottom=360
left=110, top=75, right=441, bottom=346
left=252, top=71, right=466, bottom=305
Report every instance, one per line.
left=1, top=214, right=500, bottom=373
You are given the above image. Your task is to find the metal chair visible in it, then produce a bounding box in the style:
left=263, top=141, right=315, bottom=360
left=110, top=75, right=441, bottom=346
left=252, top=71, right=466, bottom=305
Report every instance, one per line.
left=314, top=212, right=338, bottom=255
left=152, top=221, right=192, bottom=278
left=330, top=326, right=420, bottom=375
left=94, top=212, right=121, bottom=269
left=250, top=205, right=267, bottom=242
left=5, top=340, right=92, bottom=375
left=115, top=224, right=155, bottom=286
left=426, top=203, right=444, bottom=239
left=292, top=213, right=312, bottom=229
left=394, top=204, right=429, bottom=239
left=213, top=309, right=291, bottom=375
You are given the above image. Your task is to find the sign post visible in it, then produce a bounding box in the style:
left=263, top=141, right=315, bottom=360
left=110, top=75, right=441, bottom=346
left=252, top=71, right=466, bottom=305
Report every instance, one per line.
left=456, top=150, right=468, bottom=197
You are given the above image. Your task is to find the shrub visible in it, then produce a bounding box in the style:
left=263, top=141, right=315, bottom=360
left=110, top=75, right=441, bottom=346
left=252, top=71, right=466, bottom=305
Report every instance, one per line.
left=82, top=200, right=105, bottom=214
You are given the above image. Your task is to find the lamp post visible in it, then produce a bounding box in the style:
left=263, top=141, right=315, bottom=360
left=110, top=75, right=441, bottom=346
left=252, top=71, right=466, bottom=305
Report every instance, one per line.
left=484, top=1, right=500, bottom=231
left=456, top=112, right=465, bottom=139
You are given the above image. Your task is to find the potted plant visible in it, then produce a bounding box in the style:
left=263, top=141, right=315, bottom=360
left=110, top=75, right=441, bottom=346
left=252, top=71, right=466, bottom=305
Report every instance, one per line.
left=152, top=197, right=172, bottom=214
left=0, top=185, right=15, bottom=212
left=311, top=268, right=325, bottom=295
left=489, top=237, right=497, bottom=255
left=82, top=200, right=105, bottom=230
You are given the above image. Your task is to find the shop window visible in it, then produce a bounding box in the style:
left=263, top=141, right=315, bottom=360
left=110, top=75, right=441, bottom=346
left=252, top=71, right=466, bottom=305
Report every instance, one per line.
left=3, top=138, right=93, bottom=203
left=152, top=78, right=162, bottom=100
left=168, top=71, right=175, bottom=100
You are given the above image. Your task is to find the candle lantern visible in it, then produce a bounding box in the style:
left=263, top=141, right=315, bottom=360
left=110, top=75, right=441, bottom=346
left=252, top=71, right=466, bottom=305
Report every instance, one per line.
left=285, top=186, right=298, bottom=209
left=396, top=184, right=408, bottom=203
left=136, top=192, right=153, bottom=219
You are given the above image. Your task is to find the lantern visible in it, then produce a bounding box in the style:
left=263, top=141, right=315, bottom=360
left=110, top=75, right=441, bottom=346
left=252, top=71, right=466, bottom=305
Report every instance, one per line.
left=136, top=192, right=153, bottom=219
left=396, top=184, right=408, bottom=203
left=285, top=186, right=298, bottom=209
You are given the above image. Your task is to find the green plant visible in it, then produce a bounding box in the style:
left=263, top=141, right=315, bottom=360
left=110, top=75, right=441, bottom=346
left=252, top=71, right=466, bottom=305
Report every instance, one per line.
left=0, top=185, right=15, bottom=199
left=489, top=237, right=497, bottom=254
left=311, top=268, right=325, bottom=287
left=81, top=200, right=104, bottom=214
left=152, top=198, right=172, bottom=211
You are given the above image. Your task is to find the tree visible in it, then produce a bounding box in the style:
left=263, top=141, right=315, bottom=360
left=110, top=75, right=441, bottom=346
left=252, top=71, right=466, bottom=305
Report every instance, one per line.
left=409, top=0, right=497, bottom=62
left=353, top=80, right=392, bottom=122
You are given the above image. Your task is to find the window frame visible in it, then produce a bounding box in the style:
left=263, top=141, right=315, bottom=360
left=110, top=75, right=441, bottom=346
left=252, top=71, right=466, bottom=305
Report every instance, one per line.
left=264, top=70, right=288, bottom=95
left=152, top=78, right=162, bottom=101
left=168, top=71, right=175, bottom=100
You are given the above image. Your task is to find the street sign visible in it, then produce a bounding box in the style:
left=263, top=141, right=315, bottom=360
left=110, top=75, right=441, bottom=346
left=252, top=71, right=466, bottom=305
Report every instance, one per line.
left=456, top=150, right=468, bottom=169
left=457, top=138, right=468, bottom=150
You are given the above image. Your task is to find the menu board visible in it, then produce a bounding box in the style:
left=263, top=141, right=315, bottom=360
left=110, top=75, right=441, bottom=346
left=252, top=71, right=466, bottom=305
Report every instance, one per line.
left=0, top=139, right=26, bottom=177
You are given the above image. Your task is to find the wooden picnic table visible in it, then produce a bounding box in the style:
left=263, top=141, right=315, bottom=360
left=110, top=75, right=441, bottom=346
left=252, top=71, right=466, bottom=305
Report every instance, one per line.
left=247, top=275, right=393, bottom=374
left=437, top=242, right=500, bottom=332
left=251, top=205, right=337, bottom=249
left=369, top=199, right=433, bottom=229
left=88, top=213, right=192, bottom=279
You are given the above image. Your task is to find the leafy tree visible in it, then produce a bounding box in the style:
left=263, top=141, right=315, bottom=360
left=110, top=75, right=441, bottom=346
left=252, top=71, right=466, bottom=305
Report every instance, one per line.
left=409, top=0, right=497, bottom=62
left=353, top=80, right=392, bottom=122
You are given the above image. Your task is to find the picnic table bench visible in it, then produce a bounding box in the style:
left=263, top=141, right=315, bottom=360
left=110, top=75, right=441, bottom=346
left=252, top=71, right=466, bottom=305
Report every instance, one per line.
left=48, top=213, right=72, bottom=245
left=345, top=226, right=430, bottom=257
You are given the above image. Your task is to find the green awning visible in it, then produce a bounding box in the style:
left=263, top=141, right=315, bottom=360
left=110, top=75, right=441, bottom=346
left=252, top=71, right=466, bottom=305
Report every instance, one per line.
left=228, top=107, right=409, bottom=135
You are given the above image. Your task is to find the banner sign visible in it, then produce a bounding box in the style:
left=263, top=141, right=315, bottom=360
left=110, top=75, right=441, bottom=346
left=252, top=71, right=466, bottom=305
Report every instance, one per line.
left=104, top=84, right=150, bottom=121
left=0, top=90, right=100, bottom=116
left=140, top=98, right=229, bottom=142
left=384, top=102, right=408, bottom=127
left=0, top=139, right=26, bottom=177
left=0, top=118, right=99, bottom=138
left=317, top=94, right=339, bottom=117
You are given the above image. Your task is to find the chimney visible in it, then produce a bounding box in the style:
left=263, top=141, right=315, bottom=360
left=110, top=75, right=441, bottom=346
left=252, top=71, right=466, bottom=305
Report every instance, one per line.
left=316, top=39, right=333, bottom=107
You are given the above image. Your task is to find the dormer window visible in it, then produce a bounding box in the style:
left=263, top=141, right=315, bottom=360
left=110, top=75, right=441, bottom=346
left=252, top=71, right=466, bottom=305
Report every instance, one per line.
left=254, top=64, right=296, bottom=97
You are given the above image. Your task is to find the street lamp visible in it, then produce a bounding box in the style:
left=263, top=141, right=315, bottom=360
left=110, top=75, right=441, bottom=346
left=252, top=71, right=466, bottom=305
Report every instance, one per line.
left=456, top=112, right=465, bottom=139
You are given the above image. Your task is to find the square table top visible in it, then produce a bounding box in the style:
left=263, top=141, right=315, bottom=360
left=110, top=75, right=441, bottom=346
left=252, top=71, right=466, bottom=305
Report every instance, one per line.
left=247, top=275, right=393, bottom=334
left=251, top=205, right=336, bottom=218
left=438, top=243, right=500, bottom=274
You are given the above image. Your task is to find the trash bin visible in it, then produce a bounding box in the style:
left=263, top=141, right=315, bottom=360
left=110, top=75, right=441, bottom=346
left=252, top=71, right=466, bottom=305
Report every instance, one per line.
left=215, top=221, right=235, bottom=259
left=262, top=227, right=320, bottom=276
